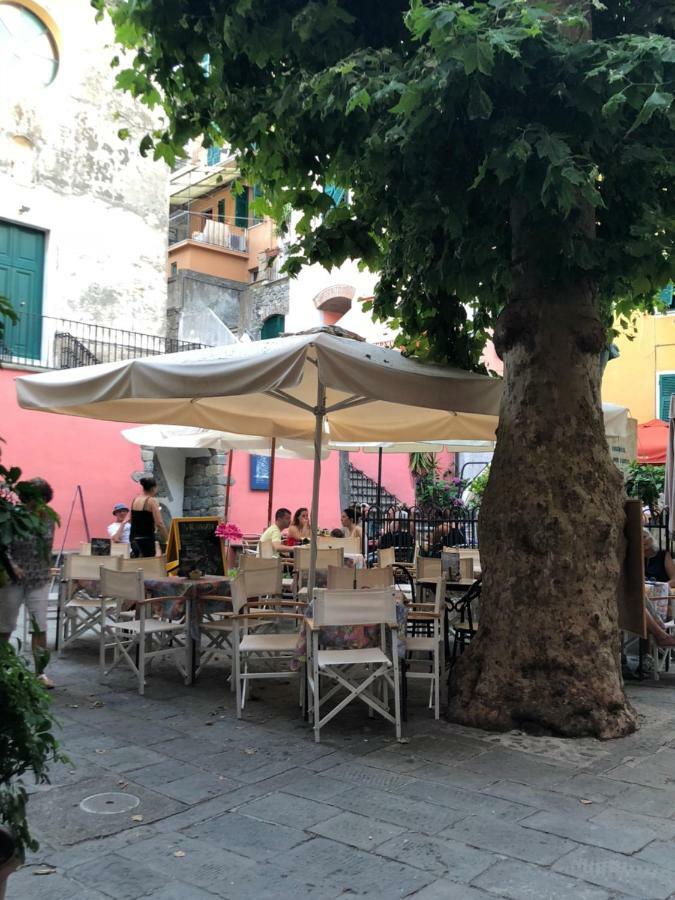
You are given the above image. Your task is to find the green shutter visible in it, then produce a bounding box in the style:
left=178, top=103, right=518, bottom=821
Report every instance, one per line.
left=659, top=373, right=675, bottom=420
left=217, top=199, right=225, bottom=222
left=207, top=146, right=221, bottom=166
left=261, top=315, right=285, bottom=340
left=234, top=188, right=249, bottom=227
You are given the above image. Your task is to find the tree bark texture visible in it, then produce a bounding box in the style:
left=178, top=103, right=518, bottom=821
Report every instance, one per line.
left=448, top=286, right=637, bottom=739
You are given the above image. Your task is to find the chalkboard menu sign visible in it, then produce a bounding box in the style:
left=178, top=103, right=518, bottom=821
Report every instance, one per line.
left=91, top=537, right=112, bottom=556
left=165, top=517, right=226, bottom=576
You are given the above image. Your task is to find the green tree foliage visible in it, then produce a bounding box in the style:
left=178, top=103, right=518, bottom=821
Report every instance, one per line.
left=93, top=0, right=674, bottom=366
left=0, top=642, right=67, bottom=856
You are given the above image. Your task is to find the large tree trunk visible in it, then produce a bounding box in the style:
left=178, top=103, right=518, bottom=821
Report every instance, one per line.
left=448, top=282, right=637, bottom=739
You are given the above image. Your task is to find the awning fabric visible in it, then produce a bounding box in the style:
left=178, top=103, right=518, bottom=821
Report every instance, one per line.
left=637, top=419, right=668, bottom=465
left=16, top=329, right=502, bottom=444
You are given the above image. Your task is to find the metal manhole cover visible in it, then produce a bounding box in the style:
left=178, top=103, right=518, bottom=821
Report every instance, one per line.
left=79, top=792, right=140, bottom=815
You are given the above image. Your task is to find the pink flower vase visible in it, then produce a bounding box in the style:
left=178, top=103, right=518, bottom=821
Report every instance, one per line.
left=215, top=522, right=243, bottom=569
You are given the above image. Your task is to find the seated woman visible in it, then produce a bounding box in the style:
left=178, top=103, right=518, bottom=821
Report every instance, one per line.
left=286, top=507, right=311, bottom=545
left=643, top=529, right=675, bottom=648
left=341, top=508, right=362, bottom=542
left=644, top=529, right=675, bottom=586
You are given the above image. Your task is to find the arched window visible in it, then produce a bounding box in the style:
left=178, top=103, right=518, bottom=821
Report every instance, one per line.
left=261, top=315, right=285, bottom=340
left=0, top=3, right=59, bottom=87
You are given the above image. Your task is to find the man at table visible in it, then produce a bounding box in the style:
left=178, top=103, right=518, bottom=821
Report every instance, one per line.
left=260, top=507, right=292, bottom=556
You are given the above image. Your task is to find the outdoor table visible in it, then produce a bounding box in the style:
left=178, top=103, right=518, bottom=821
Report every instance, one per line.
left=68, top=574, right=232, bottom=684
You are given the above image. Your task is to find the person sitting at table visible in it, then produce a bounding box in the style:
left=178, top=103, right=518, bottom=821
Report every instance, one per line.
left=429, top=521, right=466, bottom=556
left=107, top=502, right=131, bottom=544
left=129, top=476, right=168, bottom=558
left=341, top=508, right=362, bottom=542
left=378, top=508, right=414, bottom=561
left=286, top=507, right=311, bottom=545
left=259, top=507, right=292, bottom=556
left=643, top=529, right=675, bottom=586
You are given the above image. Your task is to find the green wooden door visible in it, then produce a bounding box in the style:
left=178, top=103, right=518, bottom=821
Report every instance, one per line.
left=0, top=220, right=44, bottom=359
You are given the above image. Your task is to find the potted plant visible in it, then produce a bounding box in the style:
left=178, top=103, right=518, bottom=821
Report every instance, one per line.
left=0, top=641, right=67, bottom=898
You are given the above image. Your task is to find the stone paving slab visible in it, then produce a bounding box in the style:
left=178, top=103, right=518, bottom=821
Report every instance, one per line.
left=552, top=844, right=675, bottom=899
left=374, top=831, right=498, bottom=881
left=440, top=814, right=578, bottom=865
left=5, top=866, right=110, bottom=900
left=234, top=791, right=340, bottom=829
left=308, top=810, right=407, bottom=850
left=327, top=784, right=468, bottom=834
left=399, top=777, right=535, bottom=820
left=472, top=857, right=614, bottom=900
left=183, top=810, right=311, bottom=861
left=26, top=773, right=186, bottom=847
left=520, top=808, right=657, bottom=853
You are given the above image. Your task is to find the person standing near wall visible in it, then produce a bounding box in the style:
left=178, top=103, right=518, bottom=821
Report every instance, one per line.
left=0, top=477, right=57, bottom=687
left=129, top=477, right=168, bottom=558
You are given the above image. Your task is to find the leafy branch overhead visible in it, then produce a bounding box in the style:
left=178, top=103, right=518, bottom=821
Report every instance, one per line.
left=94, top=0, right=674, bottom=366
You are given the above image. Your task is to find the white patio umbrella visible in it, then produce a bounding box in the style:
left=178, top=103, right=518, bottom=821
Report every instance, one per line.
left=16, top=327, right=502, bottom=589
left=121, top=424, right=327, bottom=524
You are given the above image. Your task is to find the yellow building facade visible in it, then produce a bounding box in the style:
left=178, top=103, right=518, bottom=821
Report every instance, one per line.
left=602, top=312, right=675, bottom=424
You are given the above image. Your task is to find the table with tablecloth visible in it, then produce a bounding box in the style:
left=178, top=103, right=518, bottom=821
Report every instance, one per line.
left=68, top=574, right=232, bottom=682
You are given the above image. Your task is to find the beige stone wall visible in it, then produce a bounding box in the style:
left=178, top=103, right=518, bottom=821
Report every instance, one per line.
left=0, top=0, right=168, bottom=335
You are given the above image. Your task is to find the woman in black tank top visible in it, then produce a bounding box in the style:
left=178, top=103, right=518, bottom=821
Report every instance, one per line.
left=129, top=476, right=168, bottom=558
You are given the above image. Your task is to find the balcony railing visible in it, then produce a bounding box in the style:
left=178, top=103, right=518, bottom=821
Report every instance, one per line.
left=0, top=314, right=205, bottom=369
left=169, top=210, right=249, bottom=253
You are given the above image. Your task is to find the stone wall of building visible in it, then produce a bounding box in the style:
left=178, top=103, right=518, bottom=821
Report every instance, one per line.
left=166, top=269, right=290, bottom=345
left=183, top=451, right=227, bottom=517
left=0, top=1, right=168, bottom=335
left=241, top=276, right=290, bottom=338
left=166, top=269, right=245, bottom=344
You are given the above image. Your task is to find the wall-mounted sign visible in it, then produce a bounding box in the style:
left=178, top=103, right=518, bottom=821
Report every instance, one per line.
left=250, top=454, right=270, bottom=491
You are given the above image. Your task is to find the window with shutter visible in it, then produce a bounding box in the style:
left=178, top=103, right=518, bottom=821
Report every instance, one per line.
left=217, top=199, right=225, bottom=223
left=660, top=283, right=674, bottom=309
left=207, top=146, right=221, bottom=166
left=658, top=373, right=675, bottom=420
left=234, top=188, right=249, bottom=227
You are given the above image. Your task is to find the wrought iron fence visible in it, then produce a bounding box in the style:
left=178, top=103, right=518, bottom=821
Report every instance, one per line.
left=644, top=508, right=673, bottom=555
left=357, top=503, right=480, bottom=563
left=0, top=313, right=204, bottom=369
left=169, top=210, right=249, bottom=253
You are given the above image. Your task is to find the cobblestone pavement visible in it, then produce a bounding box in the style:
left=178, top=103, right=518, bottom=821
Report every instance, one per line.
left=9, top=641, right=675, bottom=900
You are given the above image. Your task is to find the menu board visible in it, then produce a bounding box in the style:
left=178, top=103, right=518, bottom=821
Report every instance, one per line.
left=165, top=517, right=226, bottom=576
left=91, top=537, right=112, bottom=556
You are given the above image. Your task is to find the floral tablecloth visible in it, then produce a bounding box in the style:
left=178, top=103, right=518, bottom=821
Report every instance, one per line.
left=291, top=596, right=407, bottom=671
left=71, top=575, right=232, bottom=639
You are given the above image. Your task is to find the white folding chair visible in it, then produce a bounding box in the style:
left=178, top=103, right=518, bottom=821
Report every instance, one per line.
left=233, top=571, right=304, bottom=717
left=118, top=556, right=167, bottom=576
left=197, top=558, right=283, bottom=682
left=356, top=566, right=394, bottom=590
left=405, top=574, right=445, bottom=718
left=59, top=554, right=121, bottom=651
left=307, top=588, right=402, bottom=742
left=99, top=566, right=188, bottom=695
left=327, top=565, right=355, bottom=590
left=294, top=547, right=344, bottom=599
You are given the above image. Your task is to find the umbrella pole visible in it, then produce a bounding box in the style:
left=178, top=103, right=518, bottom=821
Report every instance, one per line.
left=308, top=381, right=326, bottom=600
left=224, top=451, right=233, bottom=520
left=376, top=446, right=383, bottom=510
left=267, top=438, right=277, bottom=526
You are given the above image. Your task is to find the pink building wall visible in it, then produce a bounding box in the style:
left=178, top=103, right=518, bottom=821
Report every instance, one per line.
left=0, top=368, right=142, bottom=550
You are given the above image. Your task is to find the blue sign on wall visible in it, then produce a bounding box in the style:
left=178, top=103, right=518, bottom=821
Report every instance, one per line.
left=250, top=454, right=270, bottom=491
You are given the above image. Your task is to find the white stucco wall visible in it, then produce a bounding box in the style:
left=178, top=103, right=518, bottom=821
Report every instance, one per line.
left=0, top=0, right=168, bottom=336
